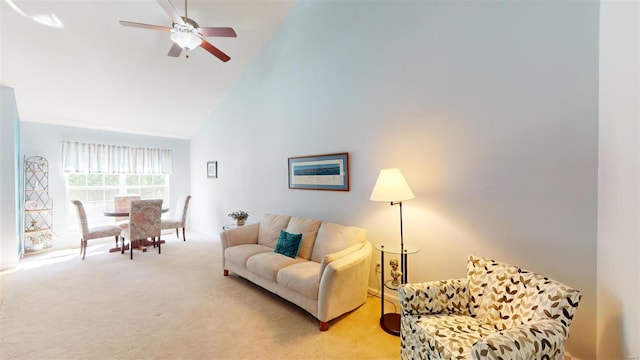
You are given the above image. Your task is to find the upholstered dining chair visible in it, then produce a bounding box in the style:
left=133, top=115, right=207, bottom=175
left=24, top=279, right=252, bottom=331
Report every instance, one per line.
left=120, top=199, right=163, bottom=260
left=113, top=194, right=141, bottom=230
left=161, top=195, right=191, bottom=241
left=72, top=200, right=121, bottom=260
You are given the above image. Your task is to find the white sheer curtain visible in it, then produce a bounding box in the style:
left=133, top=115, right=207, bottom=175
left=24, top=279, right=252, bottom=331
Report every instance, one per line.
left=62, top=141, right=173, bottom=174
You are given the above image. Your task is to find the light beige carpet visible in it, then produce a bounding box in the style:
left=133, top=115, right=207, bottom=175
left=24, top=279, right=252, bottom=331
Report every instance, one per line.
left=0, top=233, right=399, bottom=359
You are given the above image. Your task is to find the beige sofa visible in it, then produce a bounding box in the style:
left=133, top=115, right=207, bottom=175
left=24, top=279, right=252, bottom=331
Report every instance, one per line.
left=220, top=213, right=372, bottom=331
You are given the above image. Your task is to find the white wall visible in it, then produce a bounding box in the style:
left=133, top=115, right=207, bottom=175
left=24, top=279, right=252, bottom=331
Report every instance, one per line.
left=20, top=122, right=191, bottom=249
left=597, top=1, right=640, bottom=359
left=0, top=86, right=20, bottom=270
left=191, top=1, right=599, bottom=357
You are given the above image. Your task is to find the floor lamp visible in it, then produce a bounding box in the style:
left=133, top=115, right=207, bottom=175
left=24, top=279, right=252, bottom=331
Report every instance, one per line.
left=370, top=168, right=415, bottom=283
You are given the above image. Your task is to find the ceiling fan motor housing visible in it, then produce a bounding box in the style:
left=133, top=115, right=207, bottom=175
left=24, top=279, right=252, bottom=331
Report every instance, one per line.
left=170, top=17, right=202, bottom=50
left=181, top=17, right=199, bottom=29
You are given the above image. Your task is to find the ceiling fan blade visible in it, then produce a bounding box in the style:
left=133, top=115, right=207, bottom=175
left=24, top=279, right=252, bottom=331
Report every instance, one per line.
left=200, top=39, right=231, bottom=62
left=198, top=27, right=237, bottom=37
left=167, top=43, right=183, bottom=57
left=119, top=21, right=171, bottom=32
left=157, top=0, right=184, bottom=25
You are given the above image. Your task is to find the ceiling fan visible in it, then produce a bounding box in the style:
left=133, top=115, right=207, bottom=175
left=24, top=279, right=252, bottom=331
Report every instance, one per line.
left=119, top=0, right=236, bottom=62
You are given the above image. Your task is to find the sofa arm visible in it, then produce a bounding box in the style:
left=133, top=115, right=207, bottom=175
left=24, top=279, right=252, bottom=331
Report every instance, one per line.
left=398, top=278, right=470, bottom=316
left=471, top=319, right=568, bottom=360
left=220, top=223, right=259, bottom=249
left=220, top=223, right=260, bottom=275
left=317, top=241, right=372, bottom=322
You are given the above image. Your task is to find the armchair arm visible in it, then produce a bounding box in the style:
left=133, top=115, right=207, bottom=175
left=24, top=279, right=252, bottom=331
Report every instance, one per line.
left=398, top=278, right=470, bottom=316
left=471, top=319, right=568, bottom=360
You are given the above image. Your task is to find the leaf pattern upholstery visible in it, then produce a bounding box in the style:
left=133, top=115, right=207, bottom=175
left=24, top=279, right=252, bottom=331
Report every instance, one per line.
left=398, top=255, right=581, bottom=360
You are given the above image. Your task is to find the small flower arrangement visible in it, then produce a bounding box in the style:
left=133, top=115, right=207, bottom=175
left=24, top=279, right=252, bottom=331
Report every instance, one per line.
left=228, top=210, right=249, bottom=221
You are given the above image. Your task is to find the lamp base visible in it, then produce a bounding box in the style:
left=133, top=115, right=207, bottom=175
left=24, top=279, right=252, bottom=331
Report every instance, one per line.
left=380, top=313, right=401, bottom=336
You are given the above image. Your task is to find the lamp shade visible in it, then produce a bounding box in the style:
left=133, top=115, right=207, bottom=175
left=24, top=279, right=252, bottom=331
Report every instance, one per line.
left=370, top=168, right=415, bottom=202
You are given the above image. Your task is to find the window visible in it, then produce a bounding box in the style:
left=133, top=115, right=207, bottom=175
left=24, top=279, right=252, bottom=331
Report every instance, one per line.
left=62, top=141, right=173, bottom=229
left=66, top=173, right=169, bottom=228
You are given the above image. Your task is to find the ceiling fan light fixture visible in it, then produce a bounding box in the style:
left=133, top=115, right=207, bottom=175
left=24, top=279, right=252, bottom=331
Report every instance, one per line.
left=170, top=23, right=201, bottom=50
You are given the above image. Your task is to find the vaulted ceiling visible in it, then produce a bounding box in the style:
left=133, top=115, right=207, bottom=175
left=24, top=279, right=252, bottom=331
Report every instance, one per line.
left=0, top=0, right=296, bottom=139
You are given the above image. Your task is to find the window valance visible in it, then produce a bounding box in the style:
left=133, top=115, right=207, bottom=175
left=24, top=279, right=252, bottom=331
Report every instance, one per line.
left=62, top=141, right=173, bottom=175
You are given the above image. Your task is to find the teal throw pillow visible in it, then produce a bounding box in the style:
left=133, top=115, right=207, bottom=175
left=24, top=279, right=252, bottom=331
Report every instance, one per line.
left=274, top=230, right=303, bottom=259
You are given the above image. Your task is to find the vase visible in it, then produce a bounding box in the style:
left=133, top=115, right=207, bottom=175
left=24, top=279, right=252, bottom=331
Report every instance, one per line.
left=236, top=219, right=245, bottom=226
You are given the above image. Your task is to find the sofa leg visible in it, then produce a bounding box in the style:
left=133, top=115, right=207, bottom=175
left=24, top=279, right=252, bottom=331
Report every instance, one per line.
left=224, top=270, right=229, bottom=276
left=319, top=321, right=328, bottom=331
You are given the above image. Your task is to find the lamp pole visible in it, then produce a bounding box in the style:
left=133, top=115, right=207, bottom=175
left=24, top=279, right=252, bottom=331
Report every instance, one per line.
left=391, top=200, right=407, bottom=284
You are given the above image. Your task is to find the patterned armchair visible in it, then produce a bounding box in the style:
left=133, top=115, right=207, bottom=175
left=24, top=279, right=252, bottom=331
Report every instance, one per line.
left=398, top=255, right=581, bottom=360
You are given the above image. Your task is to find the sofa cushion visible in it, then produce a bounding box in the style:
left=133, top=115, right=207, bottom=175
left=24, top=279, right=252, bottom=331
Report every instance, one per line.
left=277, top=262, right=321, bottom=300
left=225, top=244, right=273, bottom=267
left=274, top=230, right=303, bottom=258
left=246, top=252, right=305, bottom=282
left=311, top=222, right=366, bottom=263
left=285, top=216, right=321, bottom=260
left=258, top=214, right=291, bottom=248
left=318, top=243, right=364, bottom=281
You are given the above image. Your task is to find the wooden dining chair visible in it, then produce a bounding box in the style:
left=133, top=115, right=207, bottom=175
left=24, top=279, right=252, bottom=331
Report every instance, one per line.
left=72, top=200, right=121, bottom=260
left=120, top=199, right=163, bottom=260
left=161, top=195, right=191, bottom=241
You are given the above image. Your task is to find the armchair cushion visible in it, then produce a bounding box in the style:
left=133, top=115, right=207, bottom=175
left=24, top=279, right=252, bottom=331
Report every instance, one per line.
left=404, top=314, right=495, bottom=359
left=471, top=318, right=568, bottom=359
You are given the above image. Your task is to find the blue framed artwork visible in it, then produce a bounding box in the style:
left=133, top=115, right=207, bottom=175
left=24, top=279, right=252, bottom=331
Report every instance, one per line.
left=288, top=153, right=349, bottom=191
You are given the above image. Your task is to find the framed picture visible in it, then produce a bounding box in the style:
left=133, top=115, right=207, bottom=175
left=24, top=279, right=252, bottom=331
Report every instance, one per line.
left=288, top=153, right=349, bottom=191
left=207, top=161, right=217, bottom=178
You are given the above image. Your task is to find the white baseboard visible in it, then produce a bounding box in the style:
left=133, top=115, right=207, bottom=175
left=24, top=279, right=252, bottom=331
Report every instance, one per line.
left=368, top=287, right=400, bottom=307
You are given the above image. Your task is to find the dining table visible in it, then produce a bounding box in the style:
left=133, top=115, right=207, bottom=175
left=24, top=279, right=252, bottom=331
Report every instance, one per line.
left=103, top=206, right=170, bottom=253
